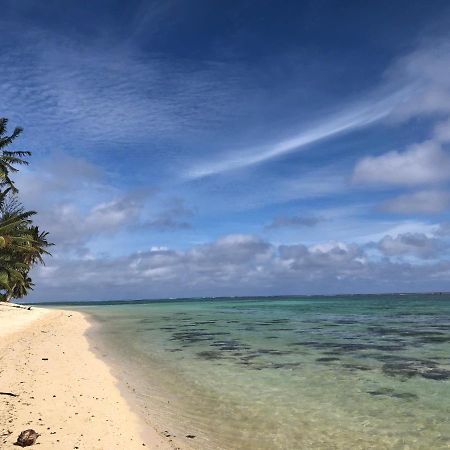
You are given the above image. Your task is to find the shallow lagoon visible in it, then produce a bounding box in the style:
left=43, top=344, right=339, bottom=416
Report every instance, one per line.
left=73, top=295, right=450, bottom=449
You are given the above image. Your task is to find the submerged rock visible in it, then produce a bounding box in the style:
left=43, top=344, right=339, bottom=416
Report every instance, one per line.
left=421, top=368, right=450, bottom=380
left=196, top=350, right=223, bottom=360
left=367, top=387, right=418, bottom=400
left=316, top=357, right=340, bottom=362
left=211, top=339, right=249, bottom=351
left=382, top=362, right=426, bottom=378
left=342, top=363, right=371, bottom=371
left=382, top=359, right=450, bottom=380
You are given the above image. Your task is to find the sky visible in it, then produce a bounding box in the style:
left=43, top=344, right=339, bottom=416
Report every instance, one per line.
left=2, top=0, right=450, bottom=301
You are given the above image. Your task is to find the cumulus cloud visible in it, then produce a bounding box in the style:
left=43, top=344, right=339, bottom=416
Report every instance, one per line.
left=14, top=153, right=196, bottom=255
left=86, top=197, right=142, bottom=229
left=278, top=241, right=367, bottom=279
left=30, top=235, right=363, bottom=300
left=32, top=194, right=146, bottom=255
left=376, top=233, right=444, bottom=259
left=352, top=121, right=450, bottom=214
left=352, top=42, right=450, bottom=210
left=380, top=190, right=450, bottom=214
left=27, top=232, right=450, bottom=302
left=353, top=141, right=450, bottom=186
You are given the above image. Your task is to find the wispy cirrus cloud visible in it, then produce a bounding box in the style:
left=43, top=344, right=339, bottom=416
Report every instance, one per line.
left=186, top=91, right=408, bottom=178
left=187, top=40, right=450, bottom=179
left=1, top=29, right=260, bottom=149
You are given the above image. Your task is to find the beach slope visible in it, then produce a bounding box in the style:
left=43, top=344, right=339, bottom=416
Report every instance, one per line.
left=0, top=304, right=173, bottom=449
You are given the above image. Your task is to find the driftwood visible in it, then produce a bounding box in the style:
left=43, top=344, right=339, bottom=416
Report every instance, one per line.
left=0, top=391, right=18, bottom=397
left=0, top=303, right=32, bottom=310
left=16, top=429, right=39, bottom=447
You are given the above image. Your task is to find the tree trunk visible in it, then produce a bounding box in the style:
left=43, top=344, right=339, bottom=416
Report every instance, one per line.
left=4, top=284, right=15, bottom=302
left=0, top=291, right=13, bottom=302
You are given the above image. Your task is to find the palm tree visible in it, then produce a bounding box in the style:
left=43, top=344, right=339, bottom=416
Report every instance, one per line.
left=0, top=209, right=36, bottom=301
left=0, top=203, right=52, bottom=302
left=0, top=118, right=52, bottom=302
left=0, top=118, right=31, bottom=193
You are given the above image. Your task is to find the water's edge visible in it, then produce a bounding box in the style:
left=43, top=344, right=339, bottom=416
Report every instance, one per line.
left=80, top=311, right=197, bottom=450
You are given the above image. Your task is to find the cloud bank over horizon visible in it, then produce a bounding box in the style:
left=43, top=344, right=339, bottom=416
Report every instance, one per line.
left=30, top=230, right=450, bottom=302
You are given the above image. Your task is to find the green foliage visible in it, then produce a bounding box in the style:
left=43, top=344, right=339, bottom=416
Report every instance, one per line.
left=0, top=118, right=52, bottom=302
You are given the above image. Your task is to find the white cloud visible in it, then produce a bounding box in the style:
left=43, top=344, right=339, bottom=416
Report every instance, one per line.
left=386, top=42, right=450, bottom=121
left=351, top=41, right=450, bottom=211
left=86, top=198, right=141, bottom=229
left=357, top=221, right=439, bottom=244
left=381, top=190, right=450, bottom=214
left=352, top=42, right=450, bottom=209
left=27, top=231, right=450, bottom=302
left=353, top=141, right=450, bottom=186
left=31, top=195, right=145, bottom=255
left=14, top=153, right=196, bottom=255
left=377, top=233, right=444, bottom=259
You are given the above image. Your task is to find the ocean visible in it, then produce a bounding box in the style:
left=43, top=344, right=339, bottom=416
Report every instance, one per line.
left=61, top=294, right=450, bottom=449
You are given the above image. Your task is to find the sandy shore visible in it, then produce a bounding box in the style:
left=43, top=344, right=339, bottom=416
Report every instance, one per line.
left=0, top=303, right=176, bottom=449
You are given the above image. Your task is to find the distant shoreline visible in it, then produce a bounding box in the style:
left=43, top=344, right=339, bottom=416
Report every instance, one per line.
left=27, top=290, right=450, bottom=306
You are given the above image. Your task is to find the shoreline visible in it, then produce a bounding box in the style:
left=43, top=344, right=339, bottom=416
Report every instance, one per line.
left=0, top=303, right=178, bottom=449
left=81, top=311, right=194, bottom=450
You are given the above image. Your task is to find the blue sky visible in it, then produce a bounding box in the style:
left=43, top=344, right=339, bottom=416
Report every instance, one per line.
left=2, top=0, right=450, bottom=301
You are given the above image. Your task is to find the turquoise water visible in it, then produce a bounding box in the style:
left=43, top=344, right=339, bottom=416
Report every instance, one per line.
left=67, top=295, right=450, bottom=449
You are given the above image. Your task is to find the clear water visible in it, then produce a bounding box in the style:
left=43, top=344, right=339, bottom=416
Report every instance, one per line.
left=66, top=295, right=450, bottom=449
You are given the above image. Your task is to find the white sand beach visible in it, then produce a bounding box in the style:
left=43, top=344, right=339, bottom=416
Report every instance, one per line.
left=0, top=304, right=177, bottom=449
